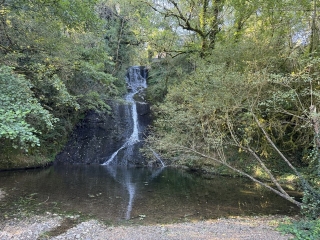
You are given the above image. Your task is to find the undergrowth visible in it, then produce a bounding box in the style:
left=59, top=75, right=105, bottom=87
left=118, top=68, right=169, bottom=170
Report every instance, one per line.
left=278, top=218, right=320, bottom=240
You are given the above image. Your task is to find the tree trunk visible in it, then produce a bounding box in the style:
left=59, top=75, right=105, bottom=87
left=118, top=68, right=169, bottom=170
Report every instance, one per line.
left=310, top=105, right=320, bottom=148
left=309, top=0, right=319, bottom=54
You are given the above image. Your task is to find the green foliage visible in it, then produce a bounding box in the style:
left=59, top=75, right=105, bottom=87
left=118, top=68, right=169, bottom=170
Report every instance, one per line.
left=148, top=60, right=251, bottom=165
left=300, top=140, right=320, bottom=218
left=302, top=189, right=320, bottom=219
left=119, top=0, right=320, bottom=212
left=147, top=55, right=193, bottom=104
left=146, top=0, right=320, bottom=170
left=77, top=91, right=111, bottom=113
left=0, top=65, right=57, bottom=149
left=28, top=63, right=80, bottom=111
left=147, top=47, right=320, bottom=209
left=0, top=0, right=123, bottom=166
left=278, top=218, right=320, bottom=240
left=97, top=0, right=149, bottom=78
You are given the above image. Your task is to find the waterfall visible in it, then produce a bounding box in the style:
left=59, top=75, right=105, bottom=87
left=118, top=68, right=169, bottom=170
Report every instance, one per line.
left=103, top=66, right=147, bottom=166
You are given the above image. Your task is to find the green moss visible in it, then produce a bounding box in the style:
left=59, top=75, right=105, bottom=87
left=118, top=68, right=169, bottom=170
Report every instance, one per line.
left=0, top=151, right=53, bottom=170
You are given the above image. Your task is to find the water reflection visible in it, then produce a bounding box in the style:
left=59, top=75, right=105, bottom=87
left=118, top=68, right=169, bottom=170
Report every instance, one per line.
left=0, top=165, right=300, bottom=224
left=103, top=165, right=165, bottom=219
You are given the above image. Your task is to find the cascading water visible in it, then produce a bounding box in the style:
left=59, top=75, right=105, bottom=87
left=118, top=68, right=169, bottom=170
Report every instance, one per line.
left=101, top=66, right=165, bottom=220
left=103, top=66, right=148, bottom=166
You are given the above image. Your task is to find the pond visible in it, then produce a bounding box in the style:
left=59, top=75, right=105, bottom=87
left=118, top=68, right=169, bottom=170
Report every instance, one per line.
left=0, top=164, right=300, bottom=225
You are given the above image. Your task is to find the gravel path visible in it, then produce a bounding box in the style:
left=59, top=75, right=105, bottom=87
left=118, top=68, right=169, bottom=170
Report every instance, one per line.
left=0, top=214, right=293, bottom=240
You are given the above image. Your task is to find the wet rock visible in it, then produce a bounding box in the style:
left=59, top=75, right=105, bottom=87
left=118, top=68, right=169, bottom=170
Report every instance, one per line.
left=55, top=67, right=151, bottom=166
left=59, top=101, right=127, bottom=164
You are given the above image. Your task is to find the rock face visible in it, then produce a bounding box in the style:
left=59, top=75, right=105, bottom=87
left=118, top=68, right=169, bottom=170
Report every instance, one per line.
left=55, top=66, right=151, bottom=166
left=55, top=99, right=151, bottom=166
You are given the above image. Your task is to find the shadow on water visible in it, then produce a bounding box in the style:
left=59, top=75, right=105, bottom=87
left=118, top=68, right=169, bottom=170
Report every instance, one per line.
left=0, top=164, right=300, bottom=224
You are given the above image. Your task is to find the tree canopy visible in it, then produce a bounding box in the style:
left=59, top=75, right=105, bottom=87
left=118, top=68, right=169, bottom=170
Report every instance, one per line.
left=0, top=0, right=122, bottom=157
left=144, top=0, right=320, bottom=216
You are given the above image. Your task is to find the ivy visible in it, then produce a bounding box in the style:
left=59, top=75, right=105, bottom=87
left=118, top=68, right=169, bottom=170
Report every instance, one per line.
left=278, top=218, right=320, bottom=240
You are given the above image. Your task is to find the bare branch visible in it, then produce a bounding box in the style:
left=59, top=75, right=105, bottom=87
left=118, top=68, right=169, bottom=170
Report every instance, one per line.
left=144, top=0, right=206, bottom=37
left=178, top=145, right=303, bottom=207
left=226, top=117, right=291, bottom=198
left=252, top=112, right=318, bottom=196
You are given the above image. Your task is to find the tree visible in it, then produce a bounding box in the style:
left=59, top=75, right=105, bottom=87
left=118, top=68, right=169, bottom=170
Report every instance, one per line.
left=309, top=0, right=320, bottom=54
left=0, top=65, right=56, bottom=150
left=145, top=0, right=225, bottom=56
left=0, top=0, right=119, bottom=161
left=0, top=0, right=119, bottom=108
left=96, top=0, right=151, bottom=77
left=147, top=55, right=320, bottom=213
left=145, top=0, right=320, bottom=213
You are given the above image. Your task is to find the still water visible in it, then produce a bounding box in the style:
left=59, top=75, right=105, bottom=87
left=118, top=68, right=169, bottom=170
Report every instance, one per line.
left=0, top=164, right=300, bottom=224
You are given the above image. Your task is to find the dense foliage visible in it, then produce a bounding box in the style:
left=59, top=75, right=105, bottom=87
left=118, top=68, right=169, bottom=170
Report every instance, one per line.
left=144, top=0, right=320, bottom=217
left=0, top=0, right=142, bottom=166
left=278, top=218, right=320, bottom=240
left=0, top=65, right=56, bottom=149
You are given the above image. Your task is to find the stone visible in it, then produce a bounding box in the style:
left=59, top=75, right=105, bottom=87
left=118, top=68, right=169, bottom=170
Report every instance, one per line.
left=55, top=67, right=151, bottom=166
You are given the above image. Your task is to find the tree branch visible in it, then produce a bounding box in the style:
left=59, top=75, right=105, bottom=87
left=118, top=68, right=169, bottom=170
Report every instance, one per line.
left=144, top=0, right=206, bottom=38
left=252, top=112, right=318, bottom=197
left=226, top=117, right=291, bottom=198
left=178, top=145, right=303, bottom=207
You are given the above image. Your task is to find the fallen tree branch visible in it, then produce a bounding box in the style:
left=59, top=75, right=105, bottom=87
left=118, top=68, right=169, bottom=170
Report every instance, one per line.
left=178, top=145, right=303, bottom=207
left=252, top=113, right=318, bottom=197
